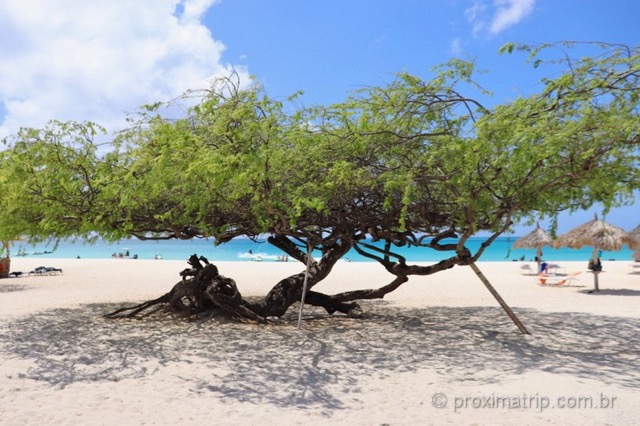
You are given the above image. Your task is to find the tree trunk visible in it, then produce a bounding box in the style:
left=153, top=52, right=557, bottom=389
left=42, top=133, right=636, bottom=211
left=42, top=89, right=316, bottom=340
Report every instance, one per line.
left=105, top=237, right=357, bottom=322
left=248, top=235, right=354, bottom=317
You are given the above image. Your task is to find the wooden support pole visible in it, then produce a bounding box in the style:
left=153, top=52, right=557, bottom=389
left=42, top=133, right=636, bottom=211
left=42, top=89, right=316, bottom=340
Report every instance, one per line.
left=297, top=242, right=313, bottom=330
left=468, top=262, right=530, bottom=335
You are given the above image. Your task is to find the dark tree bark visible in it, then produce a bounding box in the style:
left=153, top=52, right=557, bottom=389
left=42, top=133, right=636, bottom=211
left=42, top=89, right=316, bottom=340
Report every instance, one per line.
left=103, top=232, right=529, bottom=334
left=104, top=237, right=362, bottom=321
left=105, top=255, right=255, bottom=319
left=104, top=233, right=468, bottom=322
left=247, top=235, right=359, bottom=317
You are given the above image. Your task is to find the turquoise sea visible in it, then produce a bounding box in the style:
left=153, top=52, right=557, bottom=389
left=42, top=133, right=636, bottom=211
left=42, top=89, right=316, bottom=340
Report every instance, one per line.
left=10, top=236, right=635, bottom=263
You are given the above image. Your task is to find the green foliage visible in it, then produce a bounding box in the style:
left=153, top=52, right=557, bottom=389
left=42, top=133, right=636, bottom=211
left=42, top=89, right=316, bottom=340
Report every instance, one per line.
left=0, top=121, right=119, bottom=242
left=0, top=42, right=638, bottom=254
left=476, top=42, right=640, bottom=225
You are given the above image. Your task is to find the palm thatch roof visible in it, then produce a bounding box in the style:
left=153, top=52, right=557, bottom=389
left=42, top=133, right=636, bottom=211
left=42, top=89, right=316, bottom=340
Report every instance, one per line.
left=513, top=224, right=554, bottom=250
left=553, top=215, right=639, bottom=251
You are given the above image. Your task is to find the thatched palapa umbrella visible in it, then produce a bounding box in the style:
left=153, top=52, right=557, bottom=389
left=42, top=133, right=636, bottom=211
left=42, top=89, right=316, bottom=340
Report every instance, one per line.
left=512, top=223, right=553, bottom=269
left=553, top=214, right=639, bottom=292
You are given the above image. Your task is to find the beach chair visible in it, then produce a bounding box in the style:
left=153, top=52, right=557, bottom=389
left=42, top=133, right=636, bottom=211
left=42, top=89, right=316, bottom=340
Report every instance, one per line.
left=537, top=271, right=581, bottom=286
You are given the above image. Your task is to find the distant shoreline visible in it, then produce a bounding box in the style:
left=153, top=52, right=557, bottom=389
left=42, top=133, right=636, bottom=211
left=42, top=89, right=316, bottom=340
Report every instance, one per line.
left=9, top=234, right=637, bottom=262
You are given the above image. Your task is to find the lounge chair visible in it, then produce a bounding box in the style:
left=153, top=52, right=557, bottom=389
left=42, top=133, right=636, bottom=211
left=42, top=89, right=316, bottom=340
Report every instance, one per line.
left=537, top=271, right=581, bottom=286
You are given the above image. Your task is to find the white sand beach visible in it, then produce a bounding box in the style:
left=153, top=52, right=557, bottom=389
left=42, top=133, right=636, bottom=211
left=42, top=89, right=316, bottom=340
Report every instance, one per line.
left=1, top=258, right=639, bottom=425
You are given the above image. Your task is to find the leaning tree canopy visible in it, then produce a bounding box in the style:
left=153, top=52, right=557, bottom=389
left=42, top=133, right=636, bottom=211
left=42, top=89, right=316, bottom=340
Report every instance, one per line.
left=0, top=42, right=639, bottom=256
left=1, top=42, right=639, bottom=331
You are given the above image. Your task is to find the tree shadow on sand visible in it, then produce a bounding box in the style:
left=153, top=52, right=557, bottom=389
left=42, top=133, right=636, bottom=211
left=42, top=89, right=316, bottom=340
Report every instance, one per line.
left=578, top=289, right=640, bottom=296
left=0, top=302, right=639, bottom=411
left=0, top=283, right=30, bottom=293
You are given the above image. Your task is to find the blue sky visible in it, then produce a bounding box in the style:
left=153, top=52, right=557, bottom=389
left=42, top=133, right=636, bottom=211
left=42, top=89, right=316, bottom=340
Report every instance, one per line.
left=205, top=1, right=640, bottom=108
left=1, top=0, right=639, bottom=234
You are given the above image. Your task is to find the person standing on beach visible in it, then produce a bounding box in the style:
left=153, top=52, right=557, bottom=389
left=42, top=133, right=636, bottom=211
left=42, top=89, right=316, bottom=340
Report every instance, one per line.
left=539, top=262, right=548, bottom=274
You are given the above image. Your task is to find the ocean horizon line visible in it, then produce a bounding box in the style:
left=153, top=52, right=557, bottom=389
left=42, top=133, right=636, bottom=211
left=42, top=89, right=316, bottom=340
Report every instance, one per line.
left=8, top=235, right=636, bottom=263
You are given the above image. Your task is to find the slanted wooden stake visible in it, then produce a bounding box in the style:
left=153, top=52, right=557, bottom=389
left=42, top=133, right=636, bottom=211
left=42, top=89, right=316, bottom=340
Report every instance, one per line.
left=297, top=241, right=313, bottom=330
left=468, top=262, right=530, bottom=335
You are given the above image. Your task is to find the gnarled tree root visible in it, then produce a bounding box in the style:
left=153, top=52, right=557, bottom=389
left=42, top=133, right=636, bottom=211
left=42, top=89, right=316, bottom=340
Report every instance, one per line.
left=104, top=254, right=269, bottom=323
left=103, top=253, right=400, bottom=323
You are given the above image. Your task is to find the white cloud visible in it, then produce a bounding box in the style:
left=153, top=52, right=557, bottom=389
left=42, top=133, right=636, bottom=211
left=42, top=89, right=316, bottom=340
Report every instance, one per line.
left=180, top=0, right=215, bottom=22
left=0, top=0, right=249, bottom=139
left=490, top=0, right=536, bottom=34
left=450, top=37, right=463, bottom=56
left=463, top=0, right=536, bottom=38
left=464, top=1, right=488, bottom=36
left=374, top=35, right=388, bottom=45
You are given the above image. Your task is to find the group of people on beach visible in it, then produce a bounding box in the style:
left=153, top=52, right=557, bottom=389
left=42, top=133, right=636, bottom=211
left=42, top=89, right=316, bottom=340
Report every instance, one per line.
left=111, top=250, right=138, bottom=259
